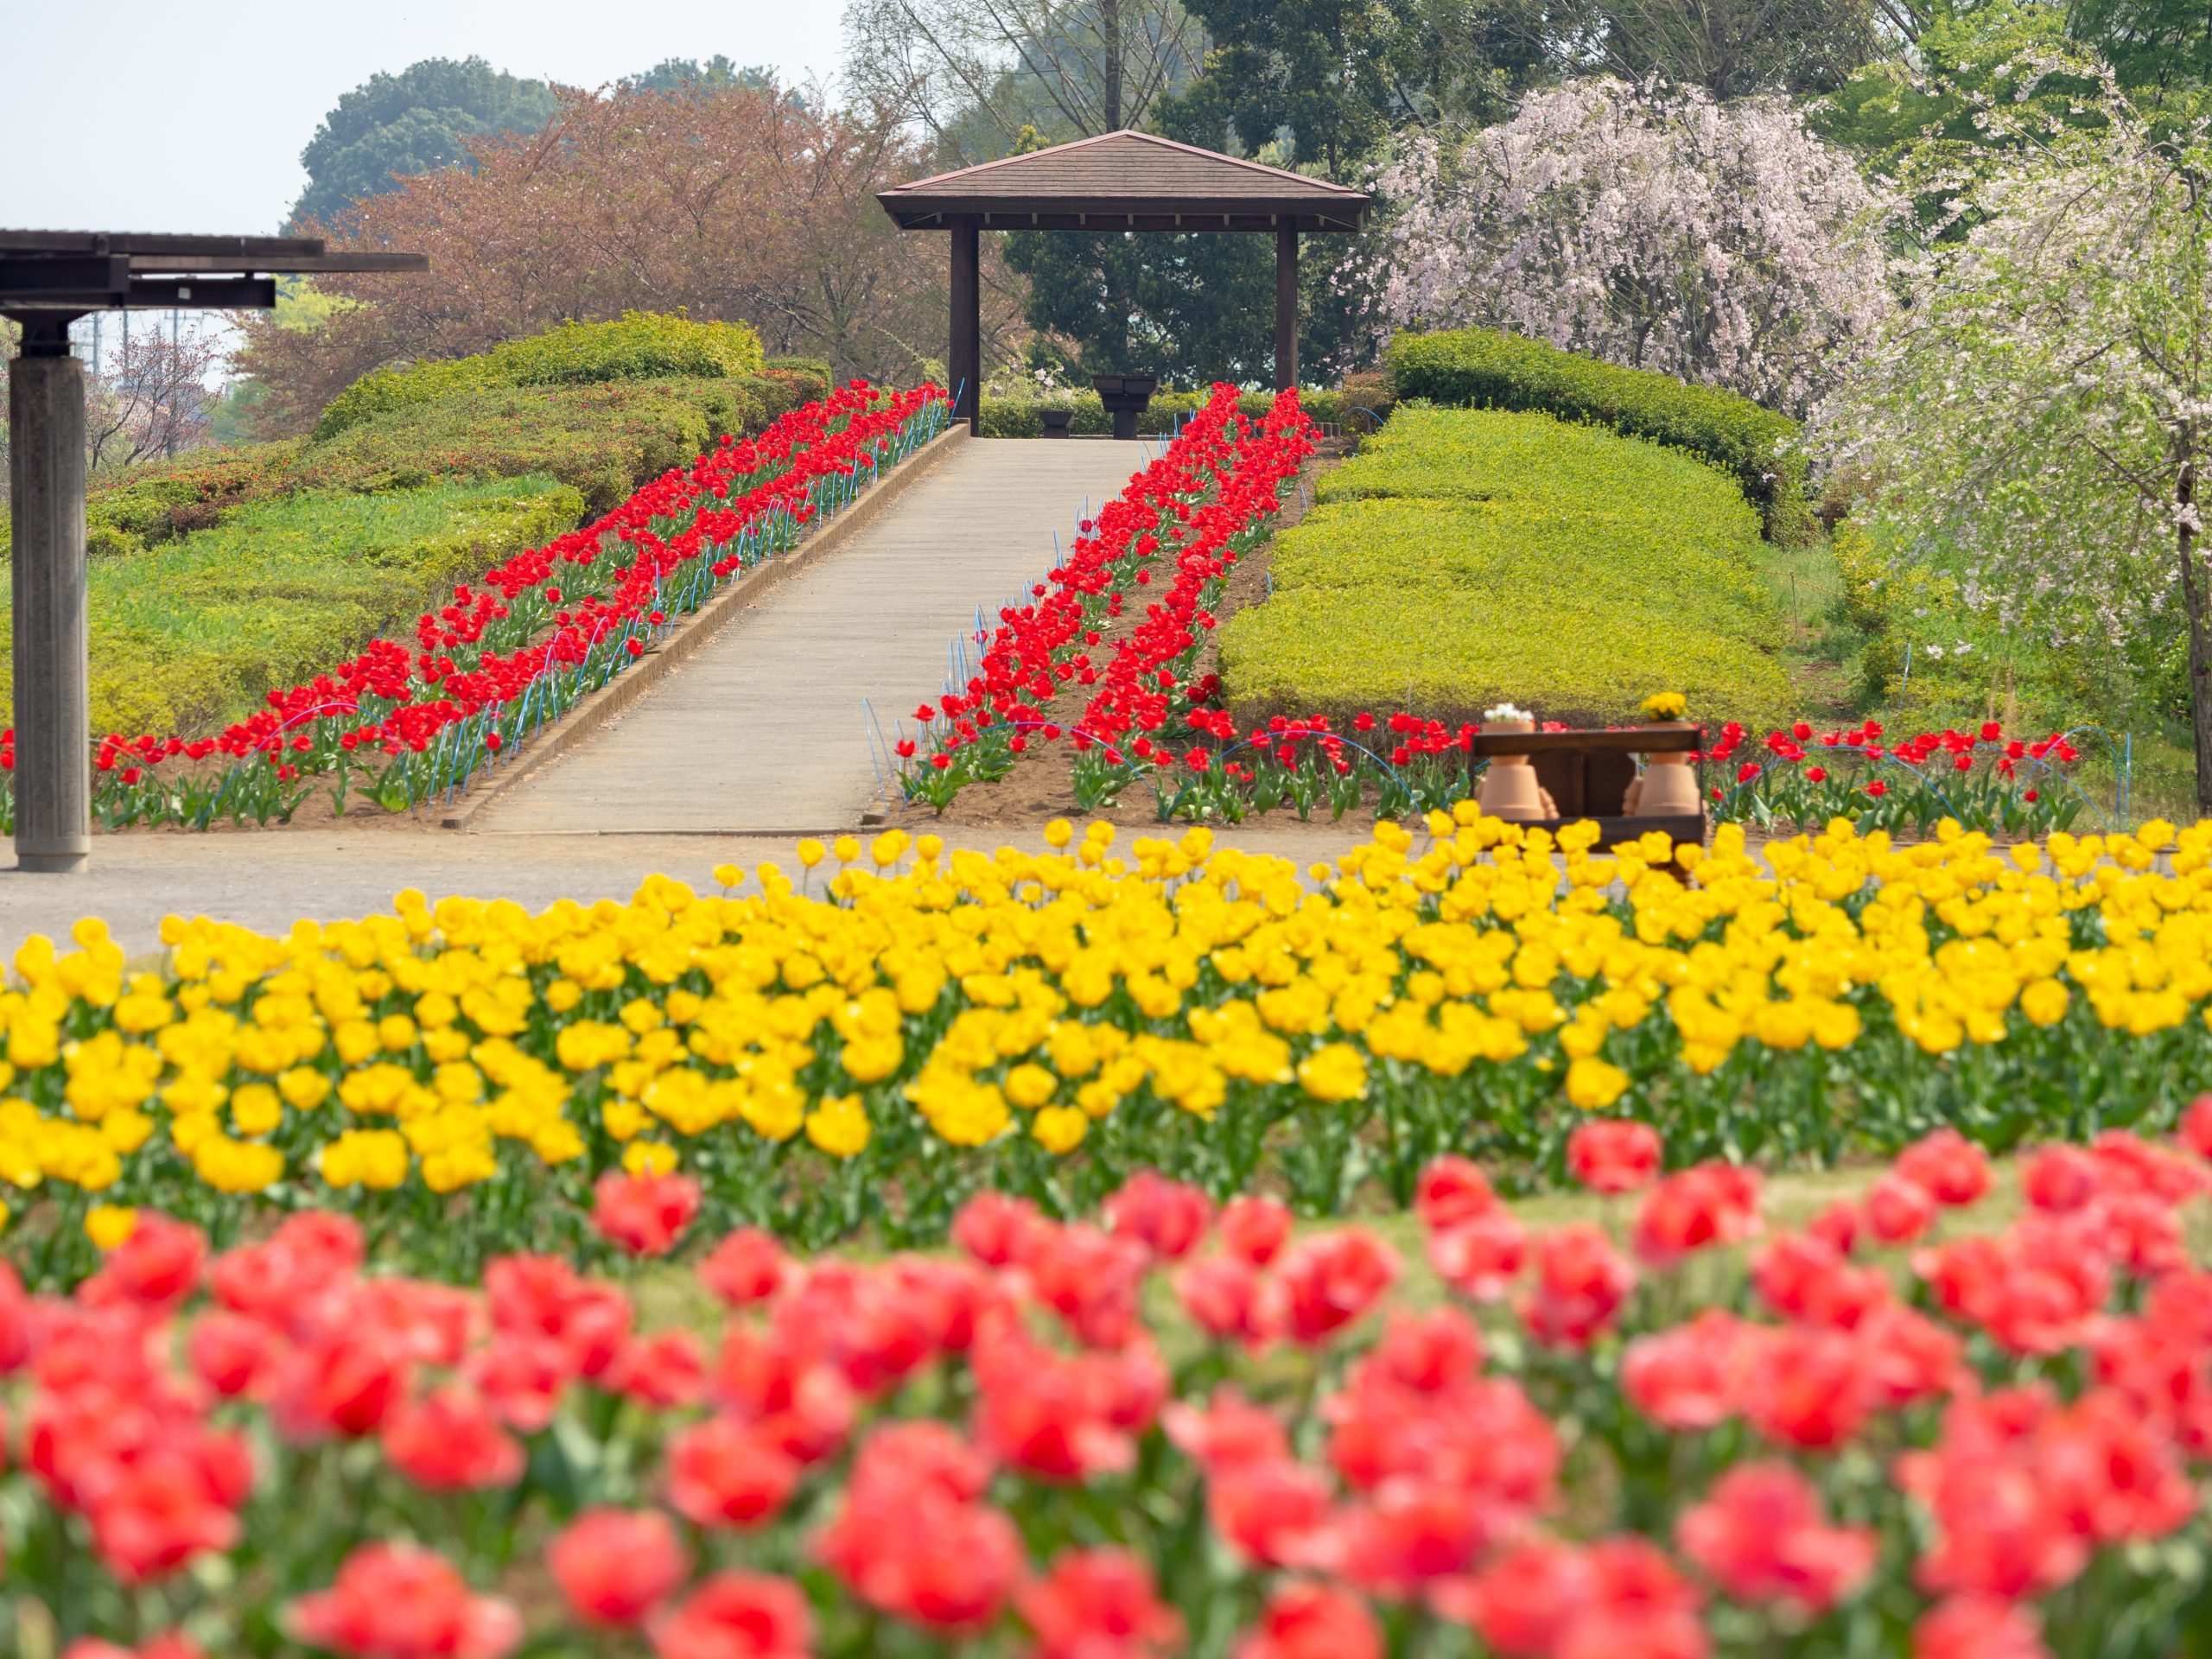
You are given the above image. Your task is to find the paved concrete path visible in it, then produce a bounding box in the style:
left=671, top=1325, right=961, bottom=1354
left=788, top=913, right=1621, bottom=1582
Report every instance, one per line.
left=0, top=823, right=1389, bottom=956
left=467, top=439, right=1152, bottom=836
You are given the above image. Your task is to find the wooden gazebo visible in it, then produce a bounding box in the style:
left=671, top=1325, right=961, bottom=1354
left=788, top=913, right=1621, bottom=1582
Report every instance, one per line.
left=876, top=131, right=1370, bottom=430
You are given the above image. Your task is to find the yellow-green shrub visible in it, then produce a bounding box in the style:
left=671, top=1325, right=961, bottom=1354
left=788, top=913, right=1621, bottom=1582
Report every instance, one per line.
left=1219, top=407, right=1791, bottom=728
left=315, top=311, right=766, bottom=439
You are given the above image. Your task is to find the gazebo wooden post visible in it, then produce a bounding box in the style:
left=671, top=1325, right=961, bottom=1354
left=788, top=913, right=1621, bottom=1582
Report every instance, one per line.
left=950, top=218, right=981, bottom=434
left=1274, top=224, right=1299, bottom=392
left=9, top=315, right=90, bottom=872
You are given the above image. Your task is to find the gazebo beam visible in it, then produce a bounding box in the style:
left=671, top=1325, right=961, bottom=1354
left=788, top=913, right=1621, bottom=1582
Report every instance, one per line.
left=1274, top=226, right=1299, bottom=393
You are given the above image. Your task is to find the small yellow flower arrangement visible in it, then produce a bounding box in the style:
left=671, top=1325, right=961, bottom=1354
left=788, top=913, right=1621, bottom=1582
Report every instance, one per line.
left=1641, top=691, right=1688, bottom=721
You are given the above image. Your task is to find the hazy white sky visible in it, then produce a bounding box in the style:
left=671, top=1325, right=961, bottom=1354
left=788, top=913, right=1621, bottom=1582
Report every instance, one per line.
left=0, top=1, right=849, bottom=237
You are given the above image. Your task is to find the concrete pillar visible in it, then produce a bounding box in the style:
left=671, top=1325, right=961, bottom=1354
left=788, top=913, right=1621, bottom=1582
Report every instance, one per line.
left=949, top=219, right=980, bottom=435
left=1274, top=225, right=1299, bottom=392
left=9, top=318, right=91, bottom=873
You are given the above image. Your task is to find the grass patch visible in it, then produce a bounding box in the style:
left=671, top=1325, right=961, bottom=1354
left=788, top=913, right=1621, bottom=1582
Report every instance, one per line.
left=0, top=476, right=582, bottom=736
left=1219, top=406, right=1792, bottom=729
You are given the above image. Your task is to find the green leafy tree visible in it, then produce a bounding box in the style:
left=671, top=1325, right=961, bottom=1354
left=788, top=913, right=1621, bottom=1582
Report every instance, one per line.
left=293, top=58, right=556, bottom=227
left=1815, top=0, right=2095, bottom=177
left=1569, top=0, right=1884, bottom=96
left=1818, top=80, right=2212, bottom=803
left=2066, top=0, right=2212, bottom=97
left=1167, top=0, right=1404, bottom=179
left=843, top=0, right=1203, bottom=162
left=1166, top=0, right=1546, bottom=178
left=621, top=56, right=779, bottom=94
left=1002, top=227, right=1277, bottom=384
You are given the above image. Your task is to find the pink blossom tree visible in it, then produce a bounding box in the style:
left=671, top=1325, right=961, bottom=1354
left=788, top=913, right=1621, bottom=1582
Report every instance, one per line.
left=1364, top=78, right=1897, bottom=416
left=1818, top=82, right=2212, bottom=806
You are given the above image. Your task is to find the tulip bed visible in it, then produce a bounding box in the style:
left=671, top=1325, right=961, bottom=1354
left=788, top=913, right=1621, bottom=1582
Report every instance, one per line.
left=17, top=1114, right=2212, bottom=1659
left=0, top=381, right=950, bottom=832
left=1710, top=720, right=2094, bottom=838
left=906, top=402, right=2077, bottom=839
left=1, top=810, right=2208, bottom=1287
left=898, top=383, right=1319, bottom=815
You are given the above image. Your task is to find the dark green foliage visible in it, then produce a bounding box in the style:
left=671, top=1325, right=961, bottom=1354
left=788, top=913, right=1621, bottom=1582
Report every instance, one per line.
left=2067, top=0, right=2212, bottom=96
left=976, top=386, right=1365, bottom=436
left=1003, top=230, right=1277, bottom=385
left=1387, top=327, right=1811, bottom=537
left=622, top=56, right=778, bottom=94
left=314, top=313, right=767, bottom=440
left=294, top=57, right=555, bottom=226
left=1166, top=0, right=1543, bottom=175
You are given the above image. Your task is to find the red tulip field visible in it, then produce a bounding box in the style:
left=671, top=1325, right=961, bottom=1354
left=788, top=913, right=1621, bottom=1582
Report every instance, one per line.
left=0, top=381, right=950, bottom=832
left=17, top=1119, right=2212, bottom=1659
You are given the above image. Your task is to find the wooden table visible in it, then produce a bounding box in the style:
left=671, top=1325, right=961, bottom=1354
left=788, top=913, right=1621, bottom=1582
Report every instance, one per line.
left=1467, top=725, right=1708, bottom=851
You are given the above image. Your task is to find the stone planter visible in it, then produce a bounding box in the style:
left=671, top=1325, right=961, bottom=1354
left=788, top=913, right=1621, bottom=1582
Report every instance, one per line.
left=1039, top=407, right=1075, bottom=438
left=1092, top=374, right=1158, bottom=442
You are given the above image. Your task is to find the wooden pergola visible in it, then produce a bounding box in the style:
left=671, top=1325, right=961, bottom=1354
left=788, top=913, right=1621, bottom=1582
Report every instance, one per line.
left=876, top=131, right=1370, bottom=431
left=2, top=231, right=424, bottom=873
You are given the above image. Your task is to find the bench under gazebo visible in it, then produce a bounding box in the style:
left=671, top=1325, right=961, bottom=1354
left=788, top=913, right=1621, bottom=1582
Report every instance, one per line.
left=876, top=130, right=1370, bottom=432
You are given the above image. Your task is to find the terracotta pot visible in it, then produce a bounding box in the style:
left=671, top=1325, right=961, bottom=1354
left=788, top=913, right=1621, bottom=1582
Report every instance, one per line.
left=1479, top=719, right=1547, bottom=821
left=1634, top=746, right=1701, bottom=816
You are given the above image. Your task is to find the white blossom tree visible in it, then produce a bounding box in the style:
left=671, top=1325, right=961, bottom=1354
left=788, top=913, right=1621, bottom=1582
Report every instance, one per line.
left=1817, top=86, right=2212, bottom=805
left=1363, top=78, right=1897, bottom=415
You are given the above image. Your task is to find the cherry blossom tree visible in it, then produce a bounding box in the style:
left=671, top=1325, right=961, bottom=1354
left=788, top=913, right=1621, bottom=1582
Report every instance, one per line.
left=1818, top=84, right=2212, bottom=806
left=1363, top=78, right=1897, bottom=415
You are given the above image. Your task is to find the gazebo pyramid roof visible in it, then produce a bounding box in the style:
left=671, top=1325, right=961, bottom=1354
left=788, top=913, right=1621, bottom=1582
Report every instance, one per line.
left=877, top=130, right=1368, bottom=233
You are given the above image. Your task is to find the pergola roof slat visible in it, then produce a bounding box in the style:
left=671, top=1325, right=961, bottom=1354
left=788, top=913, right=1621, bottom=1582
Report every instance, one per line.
left=125, top=251, right=431, bottom=275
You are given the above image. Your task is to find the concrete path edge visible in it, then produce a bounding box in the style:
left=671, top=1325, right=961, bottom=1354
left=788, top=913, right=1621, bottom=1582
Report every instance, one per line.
left=439, top=423, right=970, bottom=831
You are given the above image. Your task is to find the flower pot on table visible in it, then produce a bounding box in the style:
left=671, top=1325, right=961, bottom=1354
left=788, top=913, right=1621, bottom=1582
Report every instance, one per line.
left=1633, top=748, right=1701, bottom=817
left=1478, top=719, right=1547, bottom=821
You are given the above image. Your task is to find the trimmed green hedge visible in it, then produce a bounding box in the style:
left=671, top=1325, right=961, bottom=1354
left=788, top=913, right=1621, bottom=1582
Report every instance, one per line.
left=295, top=377, right=784, bottom=516
left=1385, top=328, right=1809, bottom=540
left=1218, top=407, right=1791, bottom=729
left=977, top=386, right=1375, bottom=439
left=315, top=312, right=767, bottom=439
left=0, top=477, right=582, bottom=737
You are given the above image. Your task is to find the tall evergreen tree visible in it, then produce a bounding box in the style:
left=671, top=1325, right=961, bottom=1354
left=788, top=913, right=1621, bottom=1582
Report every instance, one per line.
left=293, top=58, right=556, bottom=228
